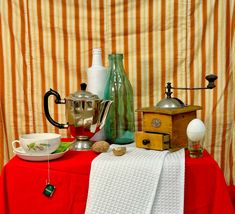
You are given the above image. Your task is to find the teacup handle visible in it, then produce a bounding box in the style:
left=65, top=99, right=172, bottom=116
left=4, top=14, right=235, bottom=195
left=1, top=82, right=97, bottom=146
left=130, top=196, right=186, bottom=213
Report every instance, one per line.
left=12, top=140, right=20, bottom=151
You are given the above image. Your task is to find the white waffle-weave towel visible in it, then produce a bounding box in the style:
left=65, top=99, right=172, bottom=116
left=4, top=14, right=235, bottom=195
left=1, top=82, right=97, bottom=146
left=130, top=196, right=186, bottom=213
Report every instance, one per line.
left=85, top=146, right=185, bottom=214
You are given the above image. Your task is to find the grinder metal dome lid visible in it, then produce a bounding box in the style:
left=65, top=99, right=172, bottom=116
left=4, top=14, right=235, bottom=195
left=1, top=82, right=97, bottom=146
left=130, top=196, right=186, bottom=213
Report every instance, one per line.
left=156, top=97, right=185, bottom=109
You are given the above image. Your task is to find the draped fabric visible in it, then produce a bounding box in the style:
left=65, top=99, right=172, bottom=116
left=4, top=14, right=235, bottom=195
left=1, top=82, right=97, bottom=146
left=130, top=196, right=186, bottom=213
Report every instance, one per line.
left=0, top=0, right=234, bottom=184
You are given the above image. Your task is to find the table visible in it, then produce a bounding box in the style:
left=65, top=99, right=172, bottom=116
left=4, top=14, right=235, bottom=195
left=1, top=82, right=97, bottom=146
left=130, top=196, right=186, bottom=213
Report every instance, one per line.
left=0, top=148, right=234, bottom=214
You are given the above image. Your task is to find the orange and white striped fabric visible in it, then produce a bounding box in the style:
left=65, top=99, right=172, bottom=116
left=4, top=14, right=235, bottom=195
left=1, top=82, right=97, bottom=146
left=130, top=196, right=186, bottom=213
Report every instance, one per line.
left=0, top=0, right=234, bottom=185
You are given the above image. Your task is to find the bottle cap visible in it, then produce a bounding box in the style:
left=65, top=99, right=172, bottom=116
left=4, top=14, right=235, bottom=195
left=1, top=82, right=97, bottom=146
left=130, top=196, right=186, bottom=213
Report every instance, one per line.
left=92, top=48, right=102, bottom=55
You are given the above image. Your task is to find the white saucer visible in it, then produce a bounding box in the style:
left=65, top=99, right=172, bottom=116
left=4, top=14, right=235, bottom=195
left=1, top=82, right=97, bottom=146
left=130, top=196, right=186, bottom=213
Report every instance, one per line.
left=13, top=147, right=69, bottom=162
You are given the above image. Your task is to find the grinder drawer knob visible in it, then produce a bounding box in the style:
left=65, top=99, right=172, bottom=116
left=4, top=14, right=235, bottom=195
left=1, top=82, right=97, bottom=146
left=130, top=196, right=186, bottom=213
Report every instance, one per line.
left=142, top=139, right=150, bottom=145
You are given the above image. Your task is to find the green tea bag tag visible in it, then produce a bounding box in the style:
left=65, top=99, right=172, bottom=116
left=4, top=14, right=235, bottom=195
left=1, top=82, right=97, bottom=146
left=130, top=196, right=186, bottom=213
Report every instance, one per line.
left=43, top=183, right=56, bottom=197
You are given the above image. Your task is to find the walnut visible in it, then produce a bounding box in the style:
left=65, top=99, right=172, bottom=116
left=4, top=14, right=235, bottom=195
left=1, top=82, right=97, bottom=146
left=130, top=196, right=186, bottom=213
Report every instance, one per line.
left=112, top=147, right=126, bottom=156
left=91, top=141, right=110, bottom=153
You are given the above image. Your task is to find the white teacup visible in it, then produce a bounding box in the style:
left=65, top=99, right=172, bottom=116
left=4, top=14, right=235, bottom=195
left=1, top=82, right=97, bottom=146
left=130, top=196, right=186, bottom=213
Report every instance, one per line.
left=12, top=133, right=61, bottom=155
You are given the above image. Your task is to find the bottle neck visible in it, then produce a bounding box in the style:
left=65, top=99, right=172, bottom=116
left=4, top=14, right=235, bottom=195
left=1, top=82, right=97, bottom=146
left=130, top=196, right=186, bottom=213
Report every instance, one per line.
left=92, top=53, right=103, bottom=66
left=108, top=55, right=125, bottom=73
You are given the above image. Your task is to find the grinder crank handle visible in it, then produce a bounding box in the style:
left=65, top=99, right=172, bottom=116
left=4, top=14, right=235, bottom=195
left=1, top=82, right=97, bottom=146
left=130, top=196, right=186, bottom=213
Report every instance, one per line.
left=206, top=74, right=217, bottom=89
left=44, top=89, right=69, bottom=129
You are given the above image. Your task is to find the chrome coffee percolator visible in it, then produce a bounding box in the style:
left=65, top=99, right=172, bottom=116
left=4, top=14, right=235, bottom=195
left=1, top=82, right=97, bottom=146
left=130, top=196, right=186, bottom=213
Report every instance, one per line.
left=44, top=83, right=112, bottom=150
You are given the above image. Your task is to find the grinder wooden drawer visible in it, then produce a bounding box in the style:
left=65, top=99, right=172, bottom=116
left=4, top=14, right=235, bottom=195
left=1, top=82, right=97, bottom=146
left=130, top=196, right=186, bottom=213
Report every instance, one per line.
left=135, top=131, right=170, bottom=150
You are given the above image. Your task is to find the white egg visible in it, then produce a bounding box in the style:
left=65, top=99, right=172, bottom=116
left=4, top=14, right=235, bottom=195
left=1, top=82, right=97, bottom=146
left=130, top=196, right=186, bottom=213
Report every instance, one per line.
left=186, top=119, right=206, bottom=142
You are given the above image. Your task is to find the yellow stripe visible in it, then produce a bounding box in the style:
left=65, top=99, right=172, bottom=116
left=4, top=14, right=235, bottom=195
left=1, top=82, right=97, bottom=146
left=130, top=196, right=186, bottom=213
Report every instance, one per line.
left=87, top=0, right=92, bottom=65
left=2, top=1, right=14, bottom=151
left=99, top=0, right=105, bottom=63
left=111, top=0, right=116, bottom=53
left=0, top=15, right=5, bottom=168
left=173, top=0, right=179, bottom=98
left=230, top=1, right=235, bottom=185
left=220, top=0, right=231, bottom=174
left=123, top=0, right=128, bottom=77
left=200, top=0, right=207, bottom=122
left=210, top=0, right=219, bottom=157
left=62, top=0, right=70, bottom=98
left=19, top=0, right=30, bottom=134
left=136, top=0, right=142, bottom=130
left=160, top=0, right=166, bottom=99
left=37, top=0, right=48, bottom=133
left=67, top=0, right=77, bottom=94
left=74, top=0, right=81, bottom=88
left=49, top=0, right=59, bottom=134
left=189, top=0, right=195, bottom=104
left=8, top=0, right=19, bottom=138
left=26, top=0, right=36, bottom=133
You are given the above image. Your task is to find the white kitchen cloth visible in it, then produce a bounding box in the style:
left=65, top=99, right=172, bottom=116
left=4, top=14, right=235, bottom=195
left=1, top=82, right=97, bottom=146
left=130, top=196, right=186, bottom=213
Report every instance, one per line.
left=85, top=145, right=185, bottom=214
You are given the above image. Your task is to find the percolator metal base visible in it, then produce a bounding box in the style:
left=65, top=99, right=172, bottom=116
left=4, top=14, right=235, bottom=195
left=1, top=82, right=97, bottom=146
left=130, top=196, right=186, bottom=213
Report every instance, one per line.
left=70, top=136, right=93, bottom=151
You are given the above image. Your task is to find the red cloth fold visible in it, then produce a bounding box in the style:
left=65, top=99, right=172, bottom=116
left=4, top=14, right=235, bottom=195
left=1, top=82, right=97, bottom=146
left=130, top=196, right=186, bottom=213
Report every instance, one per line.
left=228, top=185, right=235, bottom=211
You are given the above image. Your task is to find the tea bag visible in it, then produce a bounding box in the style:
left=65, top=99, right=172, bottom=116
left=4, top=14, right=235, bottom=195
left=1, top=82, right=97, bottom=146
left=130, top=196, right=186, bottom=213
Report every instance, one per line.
left=43, top=183, right=56, bottom=197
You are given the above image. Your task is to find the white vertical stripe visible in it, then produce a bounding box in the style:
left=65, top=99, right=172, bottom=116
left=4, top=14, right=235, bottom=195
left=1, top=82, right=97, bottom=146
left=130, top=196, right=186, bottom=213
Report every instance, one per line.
left=127, top=0, right=137, bottom=112
left=203, top=0, right=215, bottom=153
left=42, top=0, right=54, bottom=133
left=28, top=1, right=43, bottom=133
left=91, top=0, right=101, bottom=49
left=54, top=1, right=67, bottom=136
left=115, top=0, right=124, bottom=53
left=13, top=1, right=25, bottom=135
left=165, top=0, right=174, bottom=84
left=218, top=0, right=232, bottom=183
left=193, top=0, right=202, bottom=108
left=24, top=0, right=33, bottom=133
left=140, top=0, right=149, bottom=107
left=79, top=1, right=88, bottom=83
left=177, top=0, right=187, bottom=105
left=152, top=0, right=161, bottom=105
left=67, top=1, right=77, bottom=93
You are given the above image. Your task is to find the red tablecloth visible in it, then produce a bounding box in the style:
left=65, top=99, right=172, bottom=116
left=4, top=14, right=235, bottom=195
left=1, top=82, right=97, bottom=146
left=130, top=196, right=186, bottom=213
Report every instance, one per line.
left=184, top=150, right=234, bottom=213
left=0, top=149, right=234, bottom=214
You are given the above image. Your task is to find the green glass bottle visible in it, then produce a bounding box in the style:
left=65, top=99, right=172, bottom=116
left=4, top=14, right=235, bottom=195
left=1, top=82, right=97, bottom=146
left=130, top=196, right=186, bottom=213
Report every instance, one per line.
left=104, top=54, right=135, bottom=144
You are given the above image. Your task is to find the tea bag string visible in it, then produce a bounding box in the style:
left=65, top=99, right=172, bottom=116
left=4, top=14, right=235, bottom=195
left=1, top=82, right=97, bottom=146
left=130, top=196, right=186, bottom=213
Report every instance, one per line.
left=46, top=142, right=51, bottom=184
left=43, top=141, right=55, bottom=197
left=47, top=154, right=51, bottom=184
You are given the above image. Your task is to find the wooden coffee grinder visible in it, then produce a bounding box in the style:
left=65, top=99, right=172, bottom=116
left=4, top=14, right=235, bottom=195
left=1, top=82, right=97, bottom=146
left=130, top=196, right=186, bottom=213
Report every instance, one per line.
left=135, top=74, right=217, bottom=151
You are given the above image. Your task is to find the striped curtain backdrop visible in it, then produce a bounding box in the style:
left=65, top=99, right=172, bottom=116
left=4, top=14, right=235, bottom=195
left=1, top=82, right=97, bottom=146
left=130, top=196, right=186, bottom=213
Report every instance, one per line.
left=0, top=0, right=234, bottom=184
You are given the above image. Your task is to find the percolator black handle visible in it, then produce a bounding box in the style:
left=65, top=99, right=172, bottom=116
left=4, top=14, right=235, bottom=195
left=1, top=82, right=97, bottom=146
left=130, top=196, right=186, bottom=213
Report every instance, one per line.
left=44, top=89, right=69, bottom=129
